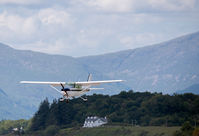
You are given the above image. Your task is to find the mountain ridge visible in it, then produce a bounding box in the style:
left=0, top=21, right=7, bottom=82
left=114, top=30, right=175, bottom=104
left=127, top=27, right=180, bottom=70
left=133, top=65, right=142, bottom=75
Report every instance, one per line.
left=0, top=31, right=199, bottom=119
left=78, top=31, right=199, bottom=92
left=78, top=31, right=199, bottom=58
left=0, top=42, right=126, bottom=120
left=176, top=83, right=199, bottom=94
left=0, top=88, right=7, bottom=96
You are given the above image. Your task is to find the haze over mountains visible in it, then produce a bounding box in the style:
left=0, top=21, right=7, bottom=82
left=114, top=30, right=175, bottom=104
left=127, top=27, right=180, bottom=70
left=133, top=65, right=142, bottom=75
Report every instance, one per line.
left=0, top=31, right=199, bottom=120
left=79, top=31, right=199, bottom=93
left=176, top=83, right=199, bottom=94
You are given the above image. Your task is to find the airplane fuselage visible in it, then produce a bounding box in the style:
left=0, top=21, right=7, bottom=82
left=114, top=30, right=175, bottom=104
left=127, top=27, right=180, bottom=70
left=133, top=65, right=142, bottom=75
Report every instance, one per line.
left=61, top=88, right=90, bottom=98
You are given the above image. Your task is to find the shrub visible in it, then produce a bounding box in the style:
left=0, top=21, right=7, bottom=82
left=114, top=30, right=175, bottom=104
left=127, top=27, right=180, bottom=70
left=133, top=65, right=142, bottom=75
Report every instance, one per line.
left=43, top=125, right=59, bottom=136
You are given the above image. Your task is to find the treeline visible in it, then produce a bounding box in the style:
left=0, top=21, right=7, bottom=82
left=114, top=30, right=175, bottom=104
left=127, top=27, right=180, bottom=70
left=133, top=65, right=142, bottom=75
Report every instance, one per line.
left=30, top=90, right=199, bottom=131
left=0, top=119, right=29, bottom=135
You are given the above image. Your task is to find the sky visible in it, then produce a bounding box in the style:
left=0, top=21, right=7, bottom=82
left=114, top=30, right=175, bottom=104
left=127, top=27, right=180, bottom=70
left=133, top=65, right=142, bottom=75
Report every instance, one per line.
left=0, top=0, right=199, bottom=57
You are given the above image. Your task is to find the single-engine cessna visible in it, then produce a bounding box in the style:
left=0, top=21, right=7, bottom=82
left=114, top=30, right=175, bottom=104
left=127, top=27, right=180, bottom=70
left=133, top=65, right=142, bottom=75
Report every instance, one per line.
left=20, top=74, right=123, bottom=102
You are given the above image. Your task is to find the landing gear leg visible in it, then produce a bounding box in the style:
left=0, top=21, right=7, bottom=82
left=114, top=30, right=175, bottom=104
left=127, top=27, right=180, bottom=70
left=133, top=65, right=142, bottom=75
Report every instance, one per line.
left=63, top=91, right=69, bottom=103
left=80, top=96, right=88, bottom=102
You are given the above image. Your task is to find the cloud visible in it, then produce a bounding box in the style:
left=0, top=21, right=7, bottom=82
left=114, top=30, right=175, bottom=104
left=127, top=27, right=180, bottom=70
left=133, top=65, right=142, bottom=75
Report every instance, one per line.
left=147, top=0, right=196, bottom=11
left=0, top=0, right=42, bottom=5
left=77, top=0, right=197, bottom=13
left=119, top=33, right=163, bottom=49
left=38, top=8, right=73, bottom=26
left=0, top=0, right=198, bottom=57
left=17, top=40, right=67, bottom=55
left=0, top=11, right=38, bottom=41
left=86, top=0, right=134, bottom=12
left=0, top=8, right=74, bottom=40
left=0, top=8, right=77, bottom=57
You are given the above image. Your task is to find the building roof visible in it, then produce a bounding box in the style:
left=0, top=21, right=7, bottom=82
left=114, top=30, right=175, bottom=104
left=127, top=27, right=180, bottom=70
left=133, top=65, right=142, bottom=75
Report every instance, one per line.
left=85, top=116, right=107, bottom=123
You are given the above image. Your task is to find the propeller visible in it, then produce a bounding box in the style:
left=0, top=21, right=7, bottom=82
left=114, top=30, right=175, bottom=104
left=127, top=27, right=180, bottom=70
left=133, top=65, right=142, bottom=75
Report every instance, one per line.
left=60, top=83, right=70, bottom=92
left=60, top=83, right=65, bottom=91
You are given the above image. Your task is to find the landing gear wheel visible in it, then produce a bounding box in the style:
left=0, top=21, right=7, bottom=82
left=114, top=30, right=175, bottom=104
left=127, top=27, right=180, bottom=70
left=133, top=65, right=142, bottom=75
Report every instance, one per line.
left=59, top=98, right=64, bottom=102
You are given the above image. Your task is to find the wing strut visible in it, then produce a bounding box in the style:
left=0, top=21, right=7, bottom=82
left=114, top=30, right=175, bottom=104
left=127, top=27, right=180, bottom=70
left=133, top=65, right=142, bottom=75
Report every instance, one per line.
left=50, top=85, right=62, bottom=94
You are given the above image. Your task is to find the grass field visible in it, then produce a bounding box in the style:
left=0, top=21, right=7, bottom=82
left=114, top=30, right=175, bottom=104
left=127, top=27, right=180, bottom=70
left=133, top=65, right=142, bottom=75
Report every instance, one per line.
left=57, top=126, right=180, bottom=136
left=2, top=126, right=180, bottom=136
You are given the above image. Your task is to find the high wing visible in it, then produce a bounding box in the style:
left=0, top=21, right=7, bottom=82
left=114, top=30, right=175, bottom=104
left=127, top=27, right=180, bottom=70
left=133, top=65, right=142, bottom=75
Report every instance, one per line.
left=69, top=80, right=124, bottom=86
left=20, top=80, right=123, bottom=87
left=20, top=81, right=66, bottom=86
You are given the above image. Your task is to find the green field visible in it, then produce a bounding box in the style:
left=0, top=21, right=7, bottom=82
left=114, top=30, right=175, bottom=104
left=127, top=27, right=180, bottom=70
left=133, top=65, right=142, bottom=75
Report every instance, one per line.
left=51, top=126, right=180, bottom=136
left=2, top=126, right=180, bottom=136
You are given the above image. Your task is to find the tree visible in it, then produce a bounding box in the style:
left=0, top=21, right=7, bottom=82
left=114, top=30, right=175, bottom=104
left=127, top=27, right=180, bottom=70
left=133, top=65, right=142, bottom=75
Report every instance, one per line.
left=30, top=98, right=50, bottom=131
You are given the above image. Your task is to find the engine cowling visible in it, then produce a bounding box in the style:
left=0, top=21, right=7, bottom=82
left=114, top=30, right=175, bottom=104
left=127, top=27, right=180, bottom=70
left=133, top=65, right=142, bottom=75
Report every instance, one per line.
left=61, top=88, right=70, bottom=92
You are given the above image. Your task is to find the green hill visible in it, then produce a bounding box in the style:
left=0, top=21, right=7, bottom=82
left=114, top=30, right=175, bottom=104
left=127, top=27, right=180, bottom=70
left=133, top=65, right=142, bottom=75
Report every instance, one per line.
left=1, top=91, right=198, bottom=136
left=29, top=91, right=199, bottom=132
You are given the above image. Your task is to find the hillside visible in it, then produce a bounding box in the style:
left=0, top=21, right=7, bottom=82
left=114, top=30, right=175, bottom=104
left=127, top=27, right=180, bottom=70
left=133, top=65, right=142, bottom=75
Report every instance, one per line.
left=176, top=83, right=199, bottom=94
left=54, top=126, right=180, bottom=136
left=0, top=31, right=199, bottom=120
left=0, top=43, right=125, bottom=120
left=1, top=126, right=180, bottom=136
left=78, top=31, right=199, bottom=93
left=0, top=43, right=90, bottom=119
left=2, top=91, right=198, bottom=136
left=28, top=91, right=199, bottom=132
left=0, top=88, right=31, bottom=119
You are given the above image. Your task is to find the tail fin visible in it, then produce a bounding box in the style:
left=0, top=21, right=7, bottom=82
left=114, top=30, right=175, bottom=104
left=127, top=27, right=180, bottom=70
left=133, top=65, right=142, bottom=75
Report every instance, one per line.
left=87, top=73, right=92, bottom=81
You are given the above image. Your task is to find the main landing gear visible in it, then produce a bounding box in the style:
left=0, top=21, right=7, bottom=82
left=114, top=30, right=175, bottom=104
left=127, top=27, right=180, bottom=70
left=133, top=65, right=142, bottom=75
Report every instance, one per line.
left=59, top=98, right=69, bottom=103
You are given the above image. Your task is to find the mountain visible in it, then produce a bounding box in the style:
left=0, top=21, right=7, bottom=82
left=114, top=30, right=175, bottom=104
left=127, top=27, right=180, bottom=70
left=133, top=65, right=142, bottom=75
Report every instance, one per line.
left=0, top=43, right=125, bottom=120
left=0, top=88, right=7, bottom=96
left=176, top=84, right=199, bottom=94
left=0, top=88, right=32, bottom=120
left=78, top=31, right=199, bottom=93
left=0, top=31, right=199, bottom=119
left=0, top=43, right=89, bottom=119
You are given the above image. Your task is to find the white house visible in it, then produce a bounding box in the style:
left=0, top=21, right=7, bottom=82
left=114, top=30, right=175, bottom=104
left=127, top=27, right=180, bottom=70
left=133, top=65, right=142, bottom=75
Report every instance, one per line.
left=83, top=116, right=108, bottom=128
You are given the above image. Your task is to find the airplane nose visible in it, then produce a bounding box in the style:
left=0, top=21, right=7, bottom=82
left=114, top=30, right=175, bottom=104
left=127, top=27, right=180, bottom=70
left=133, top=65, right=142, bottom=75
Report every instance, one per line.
left=61, top=91, right=66, bottom=95
left=61, top=88, right=70, bottom=92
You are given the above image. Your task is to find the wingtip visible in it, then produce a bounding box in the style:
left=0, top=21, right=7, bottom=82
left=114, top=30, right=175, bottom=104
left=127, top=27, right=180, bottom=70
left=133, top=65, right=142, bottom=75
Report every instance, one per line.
left=117, top=80, right=125, bottom=82
left=20, top=81, right=28, bottom=84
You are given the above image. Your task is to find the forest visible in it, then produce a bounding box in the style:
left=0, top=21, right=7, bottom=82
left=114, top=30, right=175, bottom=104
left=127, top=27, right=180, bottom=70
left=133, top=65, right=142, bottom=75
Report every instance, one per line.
left=1, top=90, right=199, bottom=136
left=30, top=90, right=199, bottom=131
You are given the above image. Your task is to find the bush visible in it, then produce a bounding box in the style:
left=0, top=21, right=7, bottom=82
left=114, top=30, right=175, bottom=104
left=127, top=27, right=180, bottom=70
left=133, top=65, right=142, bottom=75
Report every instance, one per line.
left=193, top=128, right=199, bottom=136
left=43, top=125, right=59, bottom=136
left=173, top=121, right=194, bottom=136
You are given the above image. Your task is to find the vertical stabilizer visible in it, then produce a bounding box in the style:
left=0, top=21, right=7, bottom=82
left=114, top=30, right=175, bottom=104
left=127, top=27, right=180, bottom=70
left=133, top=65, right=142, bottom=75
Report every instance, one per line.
left=87, top=73, right=92, bottom=81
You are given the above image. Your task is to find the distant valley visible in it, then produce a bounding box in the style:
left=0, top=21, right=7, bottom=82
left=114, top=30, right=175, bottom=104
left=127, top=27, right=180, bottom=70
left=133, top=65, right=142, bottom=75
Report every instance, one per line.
left=0, top=31, right=199, bottom=120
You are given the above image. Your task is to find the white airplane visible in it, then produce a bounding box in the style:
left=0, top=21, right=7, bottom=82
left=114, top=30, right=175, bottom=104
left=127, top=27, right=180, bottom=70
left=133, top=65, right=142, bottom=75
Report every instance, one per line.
left=20, top=74, right=123, bottom=102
